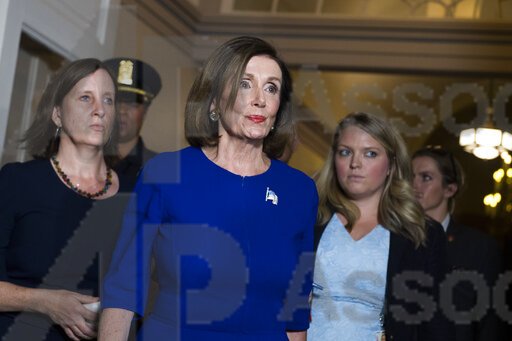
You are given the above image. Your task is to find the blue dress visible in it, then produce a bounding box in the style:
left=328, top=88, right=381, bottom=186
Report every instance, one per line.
left=102, top=146, right=318, bottom=340
left=309, top=214, right=389, bottom=341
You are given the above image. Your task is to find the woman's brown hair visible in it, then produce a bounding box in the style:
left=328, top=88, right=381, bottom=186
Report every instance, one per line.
left=22, top=58, right=118, bottom=165
left=184, top=36, right=294, bottom=159
left=412, top=146, right=465, bottom=213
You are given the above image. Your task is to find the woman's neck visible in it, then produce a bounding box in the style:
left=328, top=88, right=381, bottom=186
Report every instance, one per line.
left=202, top=139, right=269, bottom=177
left=352, top=192, right=381, bottom=217
left=426, top=204, right=449, bottom=224
left=54, top=142, right=107, bottom=180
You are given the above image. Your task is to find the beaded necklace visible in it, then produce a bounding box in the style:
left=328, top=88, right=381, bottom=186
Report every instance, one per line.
left=50, top=155, right=112, bottom=199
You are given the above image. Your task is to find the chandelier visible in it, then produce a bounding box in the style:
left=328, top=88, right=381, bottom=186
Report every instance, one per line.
left=459, top=107, right=512, bottom=160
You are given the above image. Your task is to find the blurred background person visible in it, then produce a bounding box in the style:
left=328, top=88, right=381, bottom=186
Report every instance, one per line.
left=0, top=58, right=119, bottom=340
left=103, top=57, right=162, bottom=192
left=99, top=36, right=317, bottom=341
left=310, top=112, right=452, bottom=341
left=412, top=146, right=503, bottom=341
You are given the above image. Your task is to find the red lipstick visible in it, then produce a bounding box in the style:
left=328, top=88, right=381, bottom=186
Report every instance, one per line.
left=247, top=115, right=266, bottom=123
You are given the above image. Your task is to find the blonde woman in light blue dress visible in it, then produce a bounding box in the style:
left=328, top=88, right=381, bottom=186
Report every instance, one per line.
left=309, top=112, right=452, bottom=341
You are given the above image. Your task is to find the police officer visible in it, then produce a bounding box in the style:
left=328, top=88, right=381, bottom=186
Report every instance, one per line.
left=103, top=58, right=162, bottom=192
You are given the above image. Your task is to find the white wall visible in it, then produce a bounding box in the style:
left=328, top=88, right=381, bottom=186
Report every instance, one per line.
left=0, top=0, right=25, bottom=158
left=0, top=0, right=121, bottom=156
left=23, top=0, right=120, bottom=60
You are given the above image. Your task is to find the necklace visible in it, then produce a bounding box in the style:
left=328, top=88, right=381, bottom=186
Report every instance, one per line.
left=51, top=155, right=112, bottom=199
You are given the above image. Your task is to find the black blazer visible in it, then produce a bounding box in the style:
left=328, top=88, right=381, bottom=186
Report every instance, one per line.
left=314, top=218, right=454, bottom=341
left=383, top=219, right=454, bottom=340
left=445, top=219, right=503, bottom=341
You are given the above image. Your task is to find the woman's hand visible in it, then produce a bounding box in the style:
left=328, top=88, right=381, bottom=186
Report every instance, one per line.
left=35, top=289, right=98, bottom=340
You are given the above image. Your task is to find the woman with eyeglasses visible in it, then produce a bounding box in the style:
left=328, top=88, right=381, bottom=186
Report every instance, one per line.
left=412, top=147, right=502, bottom=341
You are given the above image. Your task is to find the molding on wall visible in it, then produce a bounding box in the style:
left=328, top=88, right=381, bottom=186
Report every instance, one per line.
left=296, top=121, right=331, bottom=158
left=24, top=0, right=120, bottom=59
left=128, top=0, right=512, bottom=74
left=195, top=17, right=512, bottom=74
left=294, top=104, right=332, bottom=156
left=123, top=0, right=200, bottom=57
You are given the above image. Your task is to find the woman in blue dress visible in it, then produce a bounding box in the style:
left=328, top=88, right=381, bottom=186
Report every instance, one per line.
left=310, top=112, right=453, bottom=340
left=99, top=36, right=318, bottom=340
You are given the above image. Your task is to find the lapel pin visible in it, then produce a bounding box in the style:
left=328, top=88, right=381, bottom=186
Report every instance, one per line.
left=265, top=187, right=278, bottom=205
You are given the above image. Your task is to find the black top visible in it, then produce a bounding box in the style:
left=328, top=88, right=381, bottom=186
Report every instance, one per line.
left=0, top=159, right=127, bottom=340
left=446, top=219, right=503, bottom=341
left=114, top=138, right=156, bottom=192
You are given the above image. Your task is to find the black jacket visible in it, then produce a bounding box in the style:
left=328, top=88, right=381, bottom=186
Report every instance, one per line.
left=114, top=138, right=156, bottom=192
left=445, top=219, right=503, bottom=341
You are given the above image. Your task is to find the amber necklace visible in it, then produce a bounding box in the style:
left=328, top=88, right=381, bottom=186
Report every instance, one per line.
left=51, top=155, right=112, bottom=199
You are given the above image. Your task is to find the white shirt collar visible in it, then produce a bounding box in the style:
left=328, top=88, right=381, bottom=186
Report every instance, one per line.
left=441, top=214, right=451, bottom=232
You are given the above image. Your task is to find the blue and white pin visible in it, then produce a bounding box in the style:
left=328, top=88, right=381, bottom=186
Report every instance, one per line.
left=265, top=187, right=278, bottom=205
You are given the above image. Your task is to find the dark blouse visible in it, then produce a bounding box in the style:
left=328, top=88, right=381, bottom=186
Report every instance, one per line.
left=0, top=159, right=125, bottom=340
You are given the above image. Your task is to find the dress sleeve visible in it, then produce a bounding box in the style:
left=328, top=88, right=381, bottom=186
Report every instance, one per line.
left=285, top=179, right=318, bottom=331
left=101, top=160, right=164, bottom=316
left=0, top=163, right=18, bottom=280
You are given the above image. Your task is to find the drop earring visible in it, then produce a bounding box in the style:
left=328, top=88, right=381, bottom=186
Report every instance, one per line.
left=54, top=126, right=61, bottom=139
left=209, top=110, right=220, bottom=122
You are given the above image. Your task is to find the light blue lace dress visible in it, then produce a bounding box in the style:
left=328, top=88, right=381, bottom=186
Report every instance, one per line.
left=308, top=213, right=390, bottom=341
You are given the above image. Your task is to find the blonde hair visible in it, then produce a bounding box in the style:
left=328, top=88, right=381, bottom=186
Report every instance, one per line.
left=315, top=112, right=426, bottom=247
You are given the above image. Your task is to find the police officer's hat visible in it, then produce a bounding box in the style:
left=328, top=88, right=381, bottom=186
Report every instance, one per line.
left=103, top=58, right=162, bottom=104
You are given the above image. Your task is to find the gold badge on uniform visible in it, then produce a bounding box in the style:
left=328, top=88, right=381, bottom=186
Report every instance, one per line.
left=118, top=60, right=134, bottom=85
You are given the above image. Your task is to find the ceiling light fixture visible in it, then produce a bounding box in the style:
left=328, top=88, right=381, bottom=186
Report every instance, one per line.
left=459, top=107, right=512, bottom=160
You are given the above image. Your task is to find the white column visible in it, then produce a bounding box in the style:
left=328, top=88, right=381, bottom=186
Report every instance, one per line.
left=0, top=0, right=25, bottom=158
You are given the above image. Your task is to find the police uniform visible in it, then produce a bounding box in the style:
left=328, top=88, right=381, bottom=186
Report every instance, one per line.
left=103, top=58, right=162, bottom=192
